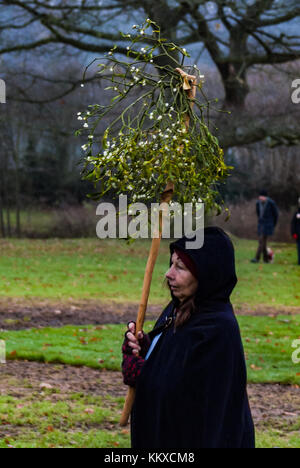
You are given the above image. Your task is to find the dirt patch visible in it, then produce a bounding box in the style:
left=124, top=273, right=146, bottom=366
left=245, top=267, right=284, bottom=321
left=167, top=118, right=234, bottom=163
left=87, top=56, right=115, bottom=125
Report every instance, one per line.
left=0, top=361, right=124, bottom=398
left=1, top=361, right=299, bottom=426
left=0, top=299, right=299, bottom=331
left=247, top=383, right=300, bottom=424
left=0, top=300, right=163, bottom=330
left=235, top=304, right=300, bottom=317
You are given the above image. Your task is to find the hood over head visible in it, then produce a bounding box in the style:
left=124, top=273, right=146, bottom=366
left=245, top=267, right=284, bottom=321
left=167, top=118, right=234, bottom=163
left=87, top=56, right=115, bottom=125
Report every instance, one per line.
left=169, top=226, right=237, bottom=307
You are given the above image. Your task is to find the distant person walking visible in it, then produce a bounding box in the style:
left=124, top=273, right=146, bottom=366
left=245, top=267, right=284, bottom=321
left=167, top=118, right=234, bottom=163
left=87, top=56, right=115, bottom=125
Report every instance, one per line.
left=251, top=190, right=278, bottom=264
left=291, top=197, right=300, bottom=266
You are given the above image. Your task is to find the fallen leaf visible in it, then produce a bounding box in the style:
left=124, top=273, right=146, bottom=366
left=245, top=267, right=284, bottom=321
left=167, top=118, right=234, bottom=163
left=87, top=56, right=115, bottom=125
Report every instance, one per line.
left=250, top=364, right=262, bottom=371
left=39, top=382, right=53, bottom=390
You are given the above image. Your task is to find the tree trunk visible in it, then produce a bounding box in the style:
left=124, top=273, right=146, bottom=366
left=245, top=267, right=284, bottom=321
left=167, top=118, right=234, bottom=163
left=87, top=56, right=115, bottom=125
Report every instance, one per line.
left=218, top=28, right=250, bottom=109
left=13, top=141, right=22, bottom=238
left=223, top=65, right=249, bottom=109
left=0, top=194, right=6, bottom=238
left=6, top=203, right=11, bottom=237
left=15, top=170, right=21, bottom=238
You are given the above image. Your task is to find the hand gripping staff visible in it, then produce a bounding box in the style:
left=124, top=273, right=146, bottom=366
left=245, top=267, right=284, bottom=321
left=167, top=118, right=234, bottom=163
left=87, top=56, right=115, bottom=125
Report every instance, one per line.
left=120, top=68, right=197, bottom=426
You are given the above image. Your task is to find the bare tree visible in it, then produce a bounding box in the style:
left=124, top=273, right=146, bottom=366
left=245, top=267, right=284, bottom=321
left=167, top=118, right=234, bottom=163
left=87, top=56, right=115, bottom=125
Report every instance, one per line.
left=0, top=0, right=299, bottom=149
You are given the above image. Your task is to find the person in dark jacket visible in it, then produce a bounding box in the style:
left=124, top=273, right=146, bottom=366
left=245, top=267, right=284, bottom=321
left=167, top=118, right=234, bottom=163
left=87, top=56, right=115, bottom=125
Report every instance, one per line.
left=122, top=227, right=255, bottom=449
left=251, top=190, right=278, bottom=263
left=291, top=197, right=300, bottom=265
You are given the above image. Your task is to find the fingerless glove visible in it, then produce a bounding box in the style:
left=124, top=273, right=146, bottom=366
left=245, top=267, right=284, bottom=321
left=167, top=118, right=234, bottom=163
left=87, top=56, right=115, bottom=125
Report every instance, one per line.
left=122, top=323, right=151, bottom=359
left=121, top=323, right=151, bottom=387
left=122, top=354, right=145, bottom=387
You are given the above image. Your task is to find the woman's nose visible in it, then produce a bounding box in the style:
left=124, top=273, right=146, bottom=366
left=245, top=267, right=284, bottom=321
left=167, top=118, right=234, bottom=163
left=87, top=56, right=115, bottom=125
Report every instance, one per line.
left=165, top=266, right=174, bottom=280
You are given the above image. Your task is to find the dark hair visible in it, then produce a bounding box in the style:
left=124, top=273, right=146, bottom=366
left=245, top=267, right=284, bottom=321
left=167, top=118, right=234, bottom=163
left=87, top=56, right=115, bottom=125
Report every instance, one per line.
left=174, top=295, right=197, bottom=329
left=259, top=189, right=268, bottom=196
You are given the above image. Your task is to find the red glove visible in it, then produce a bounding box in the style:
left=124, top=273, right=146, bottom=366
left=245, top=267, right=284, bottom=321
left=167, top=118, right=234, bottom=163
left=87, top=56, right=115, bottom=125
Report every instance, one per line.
left=293, top=233, right=298, bottom=240
left=122, top=354, right=145, bottom=387
left=121, top=322, right=151, bottom=387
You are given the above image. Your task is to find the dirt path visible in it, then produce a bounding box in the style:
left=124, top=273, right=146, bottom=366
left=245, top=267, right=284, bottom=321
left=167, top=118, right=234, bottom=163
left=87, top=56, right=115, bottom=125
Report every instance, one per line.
left=0, top=300, right=299, bottom=330
left=1, top=361, right=299, bottom=426
left=0, top=301, right=162, bottom=330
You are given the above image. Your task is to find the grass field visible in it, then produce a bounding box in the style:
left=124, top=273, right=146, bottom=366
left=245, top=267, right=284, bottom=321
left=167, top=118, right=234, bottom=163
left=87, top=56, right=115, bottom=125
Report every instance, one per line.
left=0, top=392, right=129, bottom=449
left=0, top=315, right=300, bottom=449
left=0, top=316, right=299, bottom=384
left=0, top=237, right=299, bottom=308
left=0, top=389, right=298, bottom=448
left=0, top=237, right=300, bottom=449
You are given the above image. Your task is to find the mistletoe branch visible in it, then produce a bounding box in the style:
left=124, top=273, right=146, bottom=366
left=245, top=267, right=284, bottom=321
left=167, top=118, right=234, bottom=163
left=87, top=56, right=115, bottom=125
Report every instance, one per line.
left=77, top=19, right=232, bottom=214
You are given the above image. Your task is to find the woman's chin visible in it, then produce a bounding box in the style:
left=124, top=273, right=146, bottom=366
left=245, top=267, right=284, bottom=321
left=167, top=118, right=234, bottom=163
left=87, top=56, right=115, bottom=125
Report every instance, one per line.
left=170, top=289, right=182, bottom=300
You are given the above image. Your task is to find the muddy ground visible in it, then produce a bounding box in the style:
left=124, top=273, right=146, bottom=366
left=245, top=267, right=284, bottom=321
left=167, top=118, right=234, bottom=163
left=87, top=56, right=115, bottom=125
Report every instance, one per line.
left=0, top=300, right=299, bottom=331
left=0, top=301, right=162, bottom=330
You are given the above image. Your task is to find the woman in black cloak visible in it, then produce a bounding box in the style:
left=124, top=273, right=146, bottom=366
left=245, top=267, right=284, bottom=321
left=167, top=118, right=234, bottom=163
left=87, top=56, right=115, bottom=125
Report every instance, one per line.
left=122, top=226, right=255, bottom=449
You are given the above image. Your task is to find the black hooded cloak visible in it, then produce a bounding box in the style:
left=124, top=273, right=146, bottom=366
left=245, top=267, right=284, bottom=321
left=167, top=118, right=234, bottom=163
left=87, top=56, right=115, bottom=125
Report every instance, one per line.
left=291, top=207, right=300, bottom=237
left=131, top=227, right=255, bottom=449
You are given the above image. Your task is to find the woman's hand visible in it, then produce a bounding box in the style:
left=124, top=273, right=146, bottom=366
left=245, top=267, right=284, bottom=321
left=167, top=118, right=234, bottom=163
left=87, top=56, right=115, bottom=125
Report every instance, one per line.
left=125, top=321, right=142, bottom=355
left=122, top=321, right=151, bottom=358
left=121, top=322, right=150, bottom=387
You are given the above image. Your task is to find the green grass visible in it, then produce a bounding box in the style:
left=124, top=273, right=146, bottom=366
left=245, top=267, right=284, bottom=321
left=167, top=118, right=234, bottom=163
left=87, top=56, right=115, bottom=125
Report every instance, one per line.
left=0, top=393, right=130, bottom=448
left=233, top=238, right=300, bottom=308
left=0, top=238, right=170, bottom=304
left=1, top=209, right=56, bottom=235
left=255, top=419, right=300, bottom=448
left=0, top=322, right=154, bottom=371
left=1, top=237, right=299, bottom=448
left=0, top=237, right=299, bottom=308
left=0, top=392, right=299, bottom=448
left=0, top=316, right=299, bottom=384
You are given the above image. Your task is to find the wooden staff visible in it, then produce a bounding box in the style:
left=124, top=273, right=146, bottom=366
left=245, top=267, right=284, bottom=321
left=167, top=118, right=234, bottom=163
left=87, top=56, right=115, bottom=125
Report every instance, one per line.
left=119, top=68, right=197, bottom=427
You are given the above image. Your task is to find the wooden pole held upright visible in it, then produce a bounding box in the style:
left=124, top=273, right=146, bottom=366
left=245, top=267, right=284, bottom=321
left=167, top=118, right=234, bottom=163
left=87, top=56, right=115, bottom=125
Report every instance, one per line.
left=119, top=182, right=174, bottom=427
left=119, top=69, right=197, bottom=427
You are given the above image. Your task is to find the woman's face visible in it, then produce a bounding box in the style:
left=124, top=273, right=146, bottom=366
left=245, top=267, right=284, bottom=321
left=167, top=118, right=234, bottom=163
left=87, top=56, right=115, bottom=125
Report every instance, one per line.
left=165, top=252, right=198, bottom=303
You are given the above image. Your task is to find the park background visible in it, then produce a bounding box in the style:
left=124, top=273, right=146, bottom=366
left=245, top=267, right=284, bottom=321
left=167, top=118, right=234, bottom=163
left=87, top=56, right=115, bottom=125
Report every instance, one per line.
left=0, top=0, right=300, bottom=449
